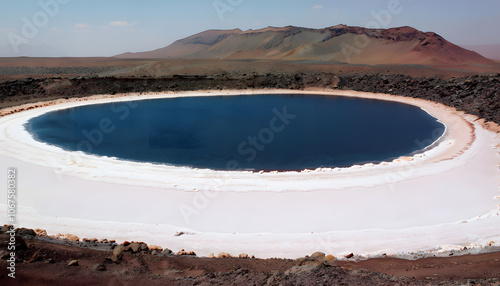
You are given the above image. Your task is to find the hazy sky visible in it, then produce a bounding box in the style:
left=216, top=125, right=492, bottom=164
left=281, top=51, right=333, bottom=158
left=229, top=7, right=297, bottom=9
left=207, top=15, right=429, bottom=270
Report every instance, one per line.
left=1, top=0, right=499, bottom=57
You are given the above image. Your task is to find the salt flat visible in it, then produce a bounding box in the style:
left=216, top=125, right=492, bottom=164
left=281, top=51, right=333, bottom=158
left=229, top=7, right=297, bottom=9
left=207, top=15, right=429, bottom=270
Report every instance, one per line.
left=0, top=89, right=499, bottom=259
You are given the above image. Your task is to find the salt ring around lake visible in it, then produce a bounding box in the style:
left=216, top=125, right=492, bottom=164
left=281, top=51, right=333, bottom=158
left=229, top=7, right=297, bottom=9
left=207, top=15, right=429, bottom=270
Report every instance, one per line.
left=0, top=89, right=499, bottom=259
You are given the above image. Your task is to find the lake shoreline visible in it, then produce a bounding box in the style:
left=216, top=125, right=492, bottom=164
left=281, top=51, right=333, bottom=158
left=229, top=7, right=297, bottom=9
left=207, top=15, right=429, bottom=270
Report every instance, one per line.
left=0, top=89, right=499, bottom=260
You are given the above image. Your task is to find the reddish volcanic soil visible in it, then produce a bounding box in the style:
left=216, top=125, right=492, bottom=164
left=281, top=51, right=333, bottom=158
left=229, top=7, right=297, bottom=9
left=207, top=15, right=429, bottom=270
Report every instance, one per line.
left=1, top=232, right=500, bottom=286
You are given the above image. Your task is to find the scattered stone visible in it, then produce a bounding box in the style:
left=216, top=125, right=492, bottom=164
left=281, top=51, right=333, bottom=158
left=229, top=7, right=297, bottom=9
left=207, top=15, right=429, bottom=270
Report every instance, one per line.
left=238, top=253, right=249, bottom=259
left=345, top=253, right=354, bottom=259
left=67, top=260, right=79, bottom=266
left=162, top=248, right=173, bottom=256
left=208, top=253, right=216, bottom=258
left=16, top=228, right=36, bottom=236
left=34, top=228, right=47, bottom=236
left=46, top=258, right=55, bottom=264
left=64, top=234, right=79, bottom=242
left=92, top=263, right=106, bottom=271
left=0, top=225, right=12, bottom=233
left=82, top=238, right=99, bottom=244
left=295, top=252, right=326, bottom=266
left=139, top=243, right=148, bottom=252
left=176, top=249, right=196, bottom=256
left=174, top=231, right=194, bottom=236
left=149, top=245, right=162, bottom=251
left=400, top=156, right=414, bottom=162
left=217, top=252, right=232, bottom=258
left=149, top=245, right=163, bottom=253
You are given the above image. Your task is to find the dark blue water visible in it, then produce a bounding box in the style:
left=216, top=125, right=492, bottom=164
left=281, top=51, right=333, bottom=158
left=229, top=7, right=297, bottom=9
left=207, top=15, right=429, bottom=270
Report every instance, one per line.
left=26, top=94, right=445, bottom=171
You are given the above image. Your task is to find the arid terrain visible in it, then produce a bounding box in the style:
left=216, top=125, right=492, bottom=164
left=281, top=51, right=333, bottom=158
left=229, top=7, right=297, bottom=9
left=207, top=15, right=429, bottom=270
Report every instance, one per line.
left=0, top=56, right=499, bottom=285
left=1, top=24, right=500, bottom=284
left=116, top=25, right=493, bottom=66
left=1, top=227, right=500, bottom=285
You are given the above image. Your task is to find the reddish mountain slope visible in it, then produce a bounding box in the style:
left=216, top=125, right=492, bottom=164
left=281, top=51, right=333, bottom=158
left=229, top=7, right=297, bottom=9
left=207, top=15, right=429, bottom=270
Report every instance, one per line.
left=116, top=25, right=493, bottom=66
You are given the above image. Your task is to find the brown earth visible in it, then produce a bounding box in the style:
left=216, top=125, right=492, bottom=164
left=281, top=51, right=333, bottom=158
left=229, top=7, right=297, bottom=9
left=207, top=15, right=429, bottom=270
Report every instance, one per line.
left=1, top=229, right=499, bottom=286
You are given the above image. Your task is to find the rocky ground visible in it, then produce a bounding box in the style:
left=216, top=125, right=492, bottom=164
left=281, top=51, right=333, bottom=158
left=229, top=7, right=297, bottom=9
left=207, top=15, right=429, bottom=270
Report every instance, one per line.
left=1, top=227, right=500, bottom=285
left=338, top=73, right=500, bottom=124
left=1, top=70, right=499, bottom=124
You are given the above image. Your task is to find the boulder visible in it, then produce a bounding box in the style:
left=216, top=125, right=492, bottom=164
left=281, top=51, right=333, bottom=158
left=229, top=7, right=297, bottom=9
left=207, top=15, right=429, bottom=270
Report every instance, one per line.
left=295, top=252, right=326, bottom=266
left=217, top=252, right=232, bottom=258
left=34, top=229, right=47, bottom=236
left=149, top=245, right=162, bottom=251
left=311, top=252, right=325, bottom=261
left=325, top=254, right=336, bottom=265
left=127, top=242, right=140, bottom=253
left=162, top=248, right=173, bottom=256
left=238, top=253, right=249, bottom=259
left=64, top=234, right=79, bottom=242
left=139, top=243, right=148, bottom=252
left=149, top=245, right=163, bottom=253
left=16, top=228, right=36, bottom=236
left=113, top=245, right=124, bottom=258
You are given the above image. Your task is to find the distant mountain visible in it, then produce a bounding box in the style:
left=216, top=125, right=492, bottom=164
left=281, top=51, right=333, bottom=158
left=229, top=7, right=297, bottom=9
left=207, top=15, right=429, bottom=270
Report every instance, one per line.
left=461, top=44, right=500, bottom=60
left=115, top=25, right=493, bottom=66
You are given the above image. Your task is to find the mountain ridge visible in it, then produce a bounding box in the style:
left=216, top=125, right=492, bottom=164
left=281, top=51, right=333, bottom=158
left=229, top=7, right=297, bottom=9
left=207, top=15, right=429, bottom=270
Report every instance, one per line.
left=115, top=25, right=493, bottom=66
